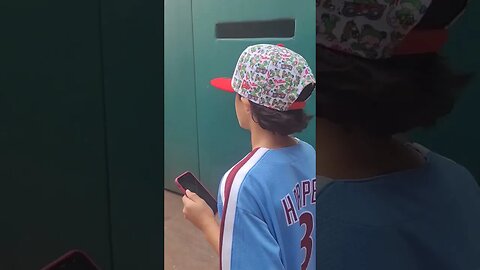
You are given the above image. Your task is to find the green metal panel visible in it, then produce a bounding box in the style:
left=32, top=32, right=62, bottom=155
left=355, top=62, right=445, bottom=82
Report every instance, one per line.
left=411, top=3, right=480, bottom=182
left=191, top=0, right=316, bottom=195
left=0, top=1, right=111, bottom=269
left=100, top=0, right=164, bottom=269
left=164, top=0, right=200, bottom=191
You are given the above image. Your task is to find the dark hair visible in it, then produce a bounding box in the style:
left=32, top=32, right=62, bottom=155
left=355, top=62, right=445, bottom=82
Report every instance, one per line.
left=316, top=46, right=472, bottom=137
left=315, top=0, right=472, bottom=137
left=248, top=84, right=315, bottom=136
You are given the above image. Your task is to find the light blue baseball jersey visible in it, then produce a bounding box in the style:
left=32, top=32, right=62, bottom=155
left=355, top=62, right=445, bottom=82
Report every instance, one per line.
left=217, top=139, right=316, bottom=270
left=316, top=143, right=480, bottom=270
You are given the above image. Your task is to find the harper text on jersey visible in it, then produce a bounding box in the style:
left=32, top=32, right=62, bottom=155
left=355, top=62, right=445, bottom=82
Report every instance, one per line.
left=281, top=178, right=316, bottom=226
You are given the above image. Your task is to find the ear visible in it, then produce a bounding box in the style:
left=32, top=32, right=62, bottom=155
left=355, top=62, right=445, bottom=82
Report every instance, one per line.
left=240, top=96, right=251, bottom=113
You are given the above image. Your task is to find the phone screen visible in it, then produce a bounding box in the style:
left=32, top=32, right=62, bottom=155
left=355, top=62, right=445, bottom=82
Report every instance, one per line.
left=43, top=251, right=99, bottom=270
left=177, top=172, right=218, bottom=214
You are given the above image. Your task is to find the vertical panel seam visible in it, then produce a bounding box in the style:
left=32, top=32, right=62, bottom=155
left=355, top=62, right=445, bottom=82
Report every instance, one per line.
left=190, top=0, right=202, bottom=178
left=98, top=0, right=115, bottom=269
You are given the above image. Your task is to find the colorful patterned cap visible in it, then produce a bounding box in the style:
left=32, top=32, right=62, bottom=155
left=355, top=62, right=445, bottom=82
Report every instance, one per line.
left=316, top=0, right=454, bottom=59
left=210, top=44, right=316, bottom=111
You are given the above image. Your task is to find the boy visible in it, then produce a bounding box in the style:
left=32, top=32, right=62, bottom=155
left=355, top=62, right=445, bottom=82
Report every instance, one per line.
left=182, top=44, right=316, bottom=270
left=315, top=0, right=480, bottom=269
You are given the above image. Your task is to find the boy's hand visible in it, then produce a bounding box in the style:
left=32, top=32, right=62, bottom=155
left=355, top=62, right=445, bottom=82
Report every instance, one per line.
left=182, top=190, right=216, bottom=232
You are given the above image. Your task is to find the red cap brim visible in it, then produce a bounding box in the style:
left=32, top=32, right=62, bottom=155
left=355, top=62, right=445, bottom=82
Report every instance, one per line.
left=394, top=29, right=448, bottom=55
left=210, top=77, right=235, bottom=93
left=288, top=101, right=306, bottom=110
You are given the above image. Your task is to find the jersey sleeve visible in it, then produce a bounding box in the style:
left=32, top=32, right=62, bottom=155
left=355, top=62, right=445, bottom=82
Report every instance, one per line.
left=221, top=207, right=285, bottom=270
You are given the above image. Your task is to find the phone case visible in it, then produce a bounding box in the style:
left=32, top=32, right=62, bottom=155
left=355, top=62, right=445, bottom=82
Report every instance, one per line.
left=41, top=250, right=100, bottom=270
left=174, top=171, right=217, bottom=211
left=174, top=171, right=189, bottom=195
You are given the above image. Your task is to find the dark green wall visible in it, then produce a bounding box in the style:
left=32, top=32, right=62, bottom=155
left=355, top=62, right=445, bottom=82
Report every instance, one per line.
left=0, top=0, right=163, bottom=269
left=0, top=1, right=111, bottom=268
left=411, top=2, right=480, bottom=181
left=100, top=0, right=163, bottom=268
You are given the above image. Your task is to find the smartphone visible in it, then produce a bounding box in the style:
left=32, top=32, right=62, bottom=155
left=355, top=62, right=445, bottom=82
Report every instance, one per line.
left=175, top=171, right=217, bottom=214
left=41, top=250, right=100, bottom=270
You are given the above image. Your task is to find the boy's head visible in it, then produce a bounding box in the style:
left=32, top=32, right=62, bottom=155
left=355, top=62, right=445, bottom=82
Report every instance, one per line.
left=211, top=44, right=316, bottom=135
left=315, top=0, right=471, bottom=138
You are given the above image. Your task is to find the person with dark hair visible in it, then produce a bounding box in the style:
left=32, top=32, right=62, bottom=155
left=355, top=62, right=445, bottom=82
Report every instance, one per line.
left=316, top=0, right=480, bottom=269
left=182, top=44, right=317, bottom=270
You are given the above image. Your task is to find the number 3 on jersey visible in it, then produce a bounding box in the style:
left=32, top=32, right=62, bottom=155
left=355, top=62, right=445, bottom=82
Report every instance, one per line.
left=300, top=212, right=314, bottom=270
